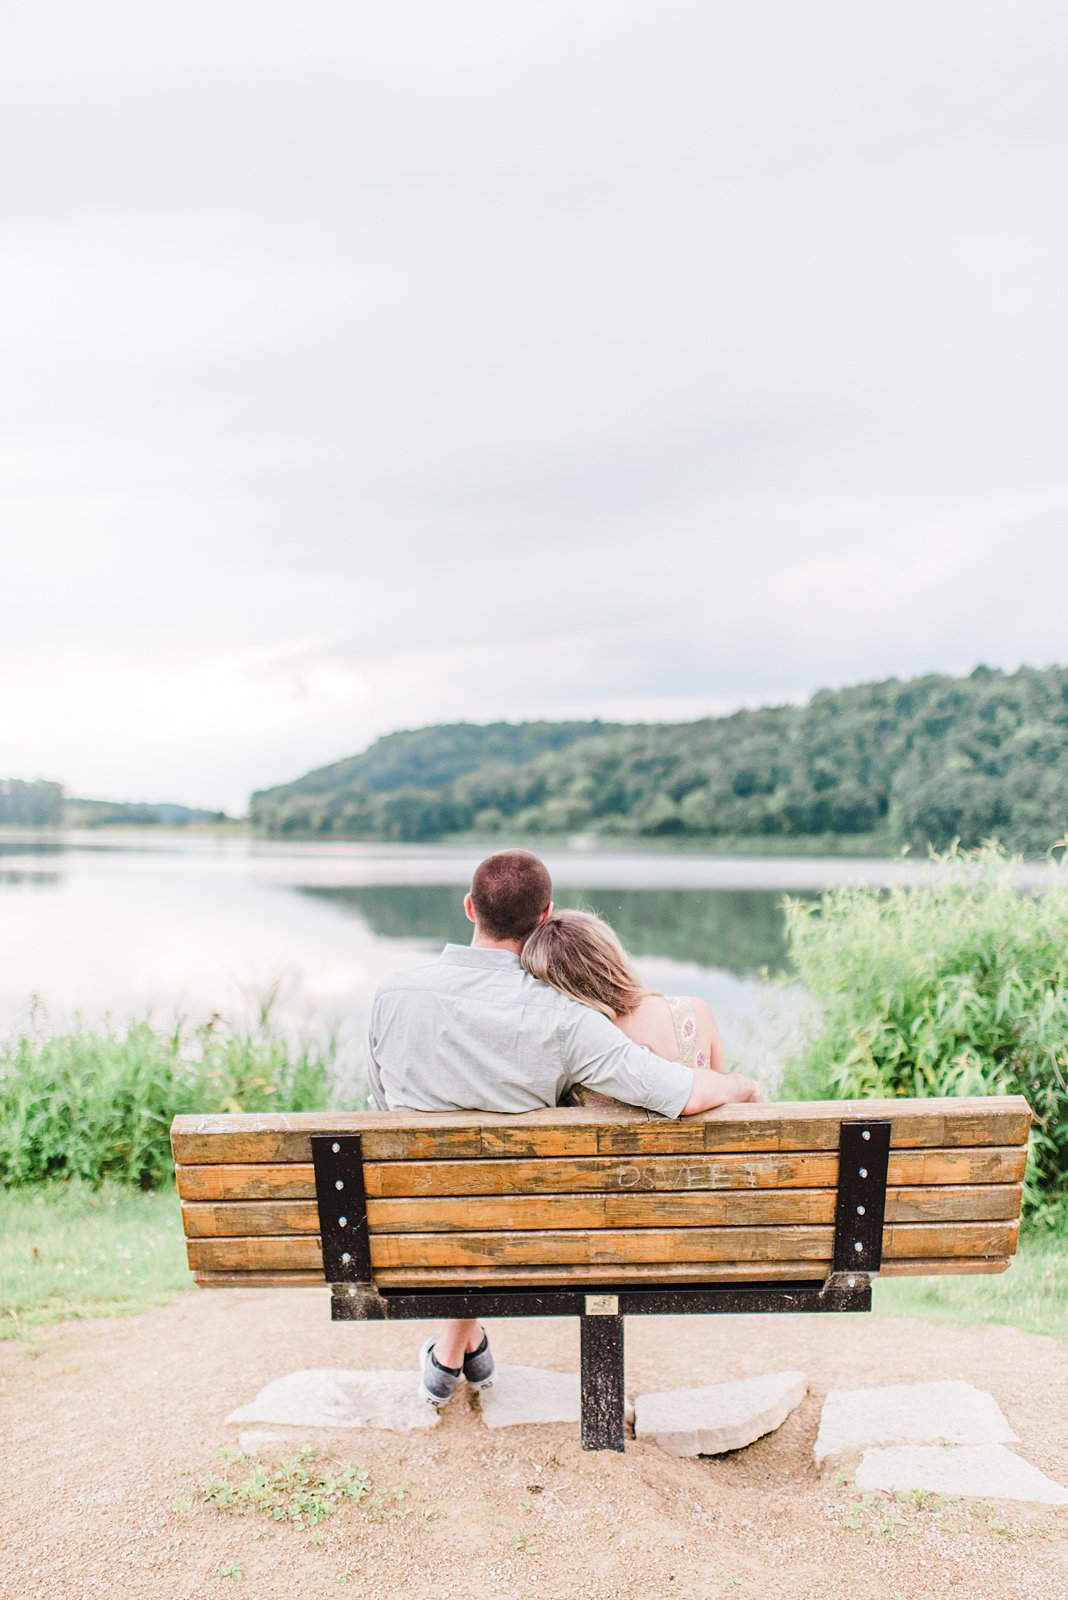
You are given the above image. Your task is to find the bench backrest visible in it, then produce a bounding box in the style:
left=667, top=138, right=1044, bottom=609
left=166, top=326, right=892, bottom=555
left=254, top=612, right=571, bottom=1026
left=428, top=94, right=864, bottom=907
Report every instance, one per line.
left=171, top=1095, right=1030, bottom=1290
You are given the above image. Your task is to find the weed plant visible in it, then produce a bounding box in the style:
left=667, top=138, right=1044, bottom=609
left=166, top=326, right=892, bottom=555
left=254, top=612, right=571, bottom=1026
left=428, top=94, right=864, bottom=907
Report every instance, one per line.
left=198, top=1448, right=421, bottom=1532
left=778, top=843, right=1068, bottom=1215
left=0, top=1008, right=334, bottom=1188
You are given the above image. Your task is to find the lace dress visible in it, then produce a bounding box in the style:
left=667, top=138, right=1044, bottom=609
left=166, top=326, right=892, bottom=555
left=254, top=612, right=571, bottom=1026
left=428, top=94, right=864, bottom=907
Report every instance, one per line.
left=566, top=995, right=707, bottom=1109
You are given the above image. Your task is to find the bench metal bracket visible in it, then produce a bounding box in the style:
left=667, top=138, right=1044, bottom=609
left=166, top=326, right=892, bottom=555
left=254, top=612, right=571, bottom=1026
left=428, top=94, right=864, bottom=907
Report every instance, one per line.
left=311, top=1132, right=372, bottom=1283
left=331, top=1281, right=389, bottom=1320
left=824, top=1118, right=891, bottom=1292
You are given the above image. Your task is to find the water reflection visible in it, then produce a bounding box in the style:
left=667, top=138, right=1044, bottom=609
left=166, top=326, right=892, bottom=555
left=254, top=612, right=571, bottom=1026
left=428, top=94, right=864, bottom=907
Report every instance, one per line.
left=0, top=838, right=824, bottom=1088
left=297, top=883, right=800, bottom=978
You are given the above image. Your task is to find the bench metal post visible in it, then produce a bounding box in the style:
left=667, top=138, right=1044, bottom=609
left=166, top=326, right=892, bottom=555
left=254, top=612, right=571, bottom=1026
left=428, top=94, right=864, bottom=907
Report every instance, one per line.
left=580, top=1295, right=626, bottom=1452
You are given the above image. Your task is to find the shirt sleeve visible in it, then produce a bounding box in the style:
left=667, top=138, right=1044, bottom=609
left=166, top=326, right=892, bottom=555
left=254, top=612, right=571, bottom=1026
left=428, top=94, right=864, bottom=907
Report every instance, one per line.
left=366, top=993, right=388, bottom=1112
left=562, top=1004, right=693, bottom=1118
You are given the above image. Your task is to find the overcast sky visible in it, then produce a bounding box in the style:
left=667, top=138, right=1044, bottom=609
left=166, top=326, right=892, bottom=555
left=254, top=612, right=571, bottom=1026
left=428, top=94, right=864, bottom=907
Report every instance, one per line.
left=3, top=2, right=1066, bottom=813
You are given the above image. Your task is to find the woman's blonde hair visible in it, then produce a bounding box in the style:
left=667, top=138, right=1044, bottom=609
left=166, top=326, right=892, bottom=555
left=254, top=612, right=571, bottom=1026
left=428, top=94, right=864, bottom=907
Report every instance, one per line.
left=521, top=908, right=652, bottom=1018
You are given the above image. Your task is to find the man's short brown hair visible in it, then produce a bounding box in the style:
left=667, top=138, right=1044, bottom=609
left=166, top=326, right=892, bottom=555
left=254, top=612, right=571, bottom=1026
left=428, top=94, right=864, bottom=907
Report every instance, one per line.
left=469, top=849, right=552, bottom=944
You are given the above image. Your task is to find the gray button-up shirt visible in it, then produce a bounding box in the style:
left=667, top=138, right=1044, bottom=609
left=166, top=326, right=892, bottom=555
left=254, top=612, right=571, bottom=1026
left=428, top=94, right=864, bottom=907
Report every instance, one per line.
left=367, top=943, right=693, bottom=1119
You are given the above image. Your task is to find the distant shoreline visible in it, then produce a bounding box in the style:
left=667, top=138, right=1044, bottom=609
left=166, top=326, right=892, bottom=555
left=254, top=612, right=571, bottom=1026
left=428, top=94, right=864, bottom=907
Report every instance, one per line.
left=2, top=822, right=1063, bottom=867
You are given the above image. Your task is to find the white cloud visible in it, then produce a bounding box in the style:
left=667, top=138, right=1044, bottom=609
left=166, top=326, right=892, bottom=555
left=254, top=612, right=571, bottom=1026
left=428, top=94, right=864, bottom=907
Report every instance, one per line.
left=1, top=1, right=1066, bottom=810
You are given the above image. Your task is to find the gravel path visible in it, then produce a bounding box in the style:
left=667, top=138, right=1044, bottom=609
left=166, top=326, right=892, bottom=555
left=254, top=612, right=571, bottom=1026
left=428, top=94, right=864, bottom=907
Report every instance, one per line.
left=1, top=1290, right=1066, bottom=1600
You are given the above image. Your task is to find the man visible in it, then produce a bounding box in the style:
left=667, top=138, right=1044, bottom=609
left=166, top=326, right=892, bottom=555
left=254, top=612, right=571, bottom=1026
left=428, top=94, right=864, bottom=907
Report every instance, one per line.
left=367, top=848, right=763, bottom=1405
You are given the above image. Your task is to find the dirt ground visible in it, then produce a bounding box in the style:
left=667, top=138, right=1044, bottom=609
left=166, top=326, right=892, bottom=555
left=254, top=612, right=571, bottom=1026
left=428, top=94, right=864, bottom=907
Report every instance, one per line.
left=1, top=1289, right=1066, bottom=1600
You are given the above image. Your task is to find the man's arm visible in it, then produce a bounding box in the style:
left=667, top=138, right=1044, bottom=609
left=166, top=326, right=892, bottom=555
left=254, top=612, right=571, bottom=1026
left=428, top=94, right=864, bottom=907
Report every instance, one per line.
left=366, top=994, right=388, bottom=1112
left=563, top=1004, right=762, bottom=1119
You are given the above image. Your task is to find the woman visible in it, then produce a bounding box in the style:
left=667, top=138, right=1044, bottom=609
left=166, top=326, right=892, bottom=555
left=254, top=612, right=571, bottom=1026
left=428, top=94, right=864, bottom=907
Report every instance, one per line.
left=521, top=907, right=748, bottom=1104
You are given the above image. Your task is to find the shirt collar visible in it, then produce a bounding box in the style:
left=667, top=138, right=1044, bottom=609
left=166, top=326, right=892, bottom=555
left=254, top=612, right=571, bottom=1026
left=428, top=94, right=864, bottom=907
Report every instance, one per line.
left=440, top=942, right=523, bottom=969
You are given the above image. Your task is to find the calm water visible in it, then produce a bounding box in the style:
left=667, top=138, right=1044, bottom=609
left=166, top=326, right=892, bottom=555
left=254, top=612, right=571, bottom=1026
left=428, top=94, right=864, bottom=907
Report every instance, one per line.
left=0, top=834, right=1013, bottom=1090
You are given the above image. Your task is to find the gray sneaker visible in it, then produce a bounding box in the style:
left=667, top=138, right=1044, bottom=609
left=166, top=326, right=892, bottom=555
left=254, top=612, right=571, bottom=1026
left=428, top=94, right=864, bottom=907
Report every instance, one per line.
left=463, top=1329, right=495, bottom=1391
left=419, top=1338, right=462, bottom=1406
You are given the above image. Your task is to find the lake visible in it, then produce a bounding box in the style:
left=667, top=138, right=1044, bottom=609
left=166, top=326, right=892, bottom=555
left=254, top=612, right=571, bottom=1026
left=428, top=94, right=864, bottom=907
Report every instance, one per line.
left=0, top=834, right=1036, bottom=1093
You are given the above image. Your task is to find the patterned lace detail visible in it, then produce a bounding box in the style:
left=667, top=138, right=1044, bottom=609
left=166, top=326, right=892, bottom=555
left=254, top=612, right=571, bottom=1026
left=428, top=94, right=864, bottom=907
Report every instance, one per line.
left=565, top=994, right=708, bottom=1107
left=665, top=995, right=708, bottom=1069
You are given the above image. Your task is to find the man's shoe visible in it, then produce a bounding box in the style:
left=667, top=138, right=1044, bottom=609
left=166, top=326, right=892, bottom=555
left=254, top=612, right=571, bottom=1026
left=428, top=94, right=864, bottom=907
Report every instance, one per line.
left=463, top=1329, right=495, bottom=1391
left=418, top=1338, right=462, bottom=1406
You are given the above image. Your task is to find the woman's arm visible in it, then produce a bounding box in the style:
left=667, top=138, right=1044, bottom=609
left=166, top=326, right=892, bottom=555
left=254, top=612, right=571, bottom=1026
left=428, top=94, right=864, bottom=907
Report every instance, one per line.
left=682, top=1067, right=765, bottom=1113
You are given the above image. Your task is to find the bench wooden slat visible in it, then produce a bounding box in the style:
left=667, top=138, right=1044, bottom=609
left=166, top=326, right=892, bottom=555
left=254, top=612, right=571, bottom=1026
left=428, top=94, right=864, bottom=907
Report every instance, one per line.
left=179, top=1183, right=1024, bottom=1238
left=185, top=1219, right=1017, bottom=1274
left=188, top=1253, right=1012, bottom=1289
left=170, top=1096, right=1030, bottom=1165
left=173, top=1144, right=1028, bottom=1203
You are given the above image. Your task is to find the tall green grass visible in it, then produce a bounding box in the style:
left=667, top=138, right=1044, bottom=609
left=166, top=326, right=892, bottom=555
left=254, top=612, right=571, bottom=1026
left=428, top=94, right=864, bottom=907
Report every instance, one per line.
left=0, top=1010, right=335, bottom=1188
left=778, top=843, right=1068, bottom=1215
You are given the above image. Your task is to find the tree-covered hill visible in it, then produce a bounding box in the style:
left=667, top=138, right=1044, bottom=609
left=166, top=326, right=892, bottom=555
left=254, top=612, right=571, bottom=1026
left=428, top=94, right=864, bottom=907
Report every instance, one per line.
left=0, top=781, right=227, bottom=828
left=251, top=720, right=614, bottom=828
left=257, top=663, right=1068, bottom=852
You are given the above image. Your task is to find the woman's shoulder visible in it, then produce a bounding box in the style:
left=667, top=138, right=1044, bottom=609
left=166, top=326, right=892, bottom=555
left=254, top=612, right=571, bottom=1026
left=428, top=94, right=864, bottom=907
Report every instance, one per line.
left=614, top=993, right=679, bottom=1058
left=667, top=994, right=715, bottom=1027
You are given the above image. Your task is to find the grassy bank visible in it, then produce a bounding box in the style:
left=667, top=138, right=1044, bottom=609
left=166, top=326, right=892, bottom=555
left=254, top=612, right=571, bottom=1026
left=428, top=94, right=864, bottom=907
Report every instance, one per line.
left=0, top=1181, right=191, bottom=1338
left=873, top=1224, right=1068, bottom=1344
left=0, top=1013, right=335, bottom=1188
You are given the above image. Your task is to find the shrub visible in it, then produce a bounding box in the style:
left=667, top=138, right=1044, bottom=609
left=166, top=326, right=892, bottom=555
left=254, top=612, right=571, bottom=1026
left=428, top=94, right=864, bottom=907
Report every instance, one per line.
left=778, top=843, right=1068, bottom=1215
left=0, top=1011, right=334, bottom=1188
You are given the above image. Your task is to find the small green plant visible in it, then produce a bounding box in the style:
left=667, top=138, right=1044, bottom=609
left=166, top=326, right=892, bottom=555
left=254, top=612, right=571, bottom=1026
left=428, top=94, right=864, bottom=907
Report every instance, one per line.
left=217, top=1562, right=243, bottom=1581
left=201, top=1448, right=374, bottom=1530
left=968, top=1501, right=1016, bottom=1541
left=841, top=1491, right=961, bottom=1541
left=513, top=1528, right=538, bottom=1554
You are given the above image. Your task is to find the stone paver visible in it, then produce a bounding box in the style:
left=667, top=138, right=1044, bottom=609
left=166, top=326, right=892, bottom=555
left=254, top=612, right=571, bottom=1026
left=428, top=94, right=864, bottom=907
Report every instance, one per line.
left=226, top=1368, right=441, bottom=1433
left=634, top=1370, right=807, bottom=1458
left=478, top=1363, right=633, bottom=1430
left=814, top=1379, right=1017, bottom=1466
left=855, top=1444, right=1068, bottom=1506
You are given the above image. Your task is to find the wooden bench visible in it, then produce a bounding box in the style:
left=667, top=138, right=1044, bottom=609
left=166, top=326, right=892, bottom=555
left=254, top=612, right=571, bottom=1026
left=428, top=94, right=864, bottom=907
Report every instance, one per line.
left=171, top=1094, right=1030, bottom=1450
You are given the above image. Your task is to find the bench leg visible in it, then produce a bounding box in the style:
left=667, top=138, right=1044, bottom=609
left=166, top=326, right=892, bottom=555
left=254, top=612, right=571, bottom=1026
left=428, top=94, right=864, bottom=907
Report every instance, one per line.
left=580, top=1312, right=626, bottom=1451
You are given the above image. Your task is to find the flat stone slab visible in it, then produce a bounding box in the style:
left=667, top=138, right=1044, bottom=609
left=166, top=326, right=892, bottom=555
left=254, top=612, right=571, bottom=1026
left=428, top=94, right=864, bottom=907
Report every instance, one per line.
left=479, top=1363, right=633, bottom=1430
left=634, top=1370, right=807, bottom=1458
left=856, top=1445, right=1068, bottom=1506
left=814, top=1380, right=1017, bottom=1466
left=227, top=1369, right=440, bottom=1433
